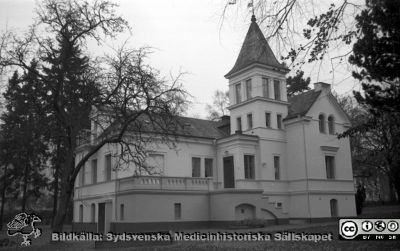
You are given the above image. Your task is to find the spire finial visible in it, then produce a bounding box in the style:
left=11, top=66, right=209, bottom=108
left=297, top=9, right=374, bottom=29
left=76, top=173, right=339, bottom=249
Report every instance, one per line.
left=251, top=15, right=256, bottom=22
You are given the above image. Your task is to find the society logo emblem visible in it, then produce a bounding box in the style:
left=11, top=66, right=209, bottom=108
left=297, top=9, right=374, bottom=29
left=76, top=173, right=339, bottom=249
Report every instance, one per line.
left=361, top=220, right=373, bottom=232
left=387, top=221, right=399, bottom=232
left=6, top=212, right=42, bottom=246
left=374, top=221, right=386, bottom=232
left=340, top=221, right=358, bottom=239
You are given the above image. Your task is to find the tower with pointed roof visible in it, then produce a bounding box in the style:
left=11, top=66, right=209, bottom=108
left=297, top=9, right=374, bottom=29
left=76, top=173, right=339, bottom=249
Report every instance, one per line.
left=225, top=15, right=289, bottom=137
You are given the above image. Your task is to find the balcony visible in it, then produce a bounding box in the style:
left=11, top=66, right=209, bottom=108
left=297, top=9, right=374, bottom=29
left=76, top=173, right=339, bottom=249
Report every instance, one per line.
left=75, top=176, right=214, bottom=199
left=118, top=176, right=213, bottom=191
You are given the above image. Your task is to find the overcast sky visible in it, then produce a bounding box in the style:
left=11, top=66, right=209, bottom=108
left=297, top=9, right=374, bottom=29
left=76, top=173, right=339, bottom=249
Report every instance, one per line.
left=0, top=0, right=361, bottom=118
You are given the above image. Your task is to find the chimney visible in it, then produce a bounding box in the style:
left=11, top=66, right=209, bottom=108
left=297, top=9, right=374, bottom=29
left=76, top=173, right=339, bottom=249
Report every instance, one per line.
left=220, top=115, right=230, bottom=124
left=314, top=82, right=331, bottom=92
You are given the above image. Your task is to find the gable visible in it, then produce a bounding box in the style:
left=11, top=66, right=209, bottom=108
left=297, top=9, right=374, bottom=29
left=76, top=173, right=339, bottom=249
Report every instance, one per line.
left=285, top=90, right=321, bottom=120
left=306, top=92, right=351, bottom=124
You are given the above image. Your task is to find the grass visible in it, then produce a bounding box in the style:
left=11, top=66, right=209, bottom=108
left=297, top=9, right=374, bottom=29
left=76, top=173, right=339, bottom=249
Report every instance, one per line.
left=1, top=204, right=399, bottom=250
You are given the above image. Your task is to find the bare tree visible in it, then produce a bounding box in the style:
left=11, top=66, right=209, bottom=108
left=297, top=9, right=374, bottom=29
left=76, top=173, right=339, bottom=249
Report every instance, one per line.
left=0, top=0, right=188, bottom=231
left=220, top=0, right=364, bottom=75
left=205, top=90, right=229, bottom=121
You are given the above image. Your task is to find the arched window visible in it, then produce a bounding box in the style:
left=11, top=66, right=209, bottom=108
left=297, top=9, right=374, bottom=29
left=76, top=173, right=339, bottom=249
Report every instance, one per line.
left=330, top=199, right=338, bottom=217
left=91, top=203, right=96, bottom=223
left=328, top=115, right=335, bottom=134
left=319, top=114, right=326, bottom=133
left=79, top=204, right=83, bottom=222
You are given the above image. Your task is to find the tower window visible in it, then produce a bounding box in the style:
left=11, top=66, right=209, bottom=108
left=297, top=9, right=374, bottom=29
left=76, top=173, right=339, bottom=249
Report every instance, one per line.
left=328, top=115, right=335, bottom=134
left=262, top=77, right=269, bottom=98
left=319, top=114, right=326, bottom=133
left=265, top=112, right=271, bottom=127
left=246, top=79, right=252, bottom=99
left=277, top=114, right=282, bottom=129
left=235, top=83, right=241, bottom=103
left=247, top=113, right=253, bottom=129
left=274, top=80, right=281, bottom=100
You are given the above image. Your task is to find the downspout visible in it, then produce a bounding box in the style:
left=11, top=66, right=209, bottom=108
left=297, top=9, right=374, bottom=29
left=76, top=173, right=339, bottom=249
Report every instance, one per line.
left=302, top=118, right=312, bottom=222
left=209, top=138, right=218, bottom=226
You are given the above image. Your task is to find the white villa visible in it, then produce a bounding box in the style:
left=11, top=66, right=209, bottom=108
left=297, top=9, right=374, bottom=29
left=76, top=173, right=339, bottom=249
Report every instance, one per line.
left=73, top=16, right=356, bottom=233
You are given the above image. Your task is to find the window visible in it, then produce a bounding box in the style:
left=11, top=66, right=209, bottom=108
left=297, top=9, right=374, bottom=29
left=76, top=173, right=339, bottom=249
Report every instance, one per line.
left=330, top=199, right=338, bottom=217
left=325, top=156, right=335, bottom=179
left=265, top=112, right=271, bottom=127
left=319, top=114, right=326, bottom=133
left=174, top=203, right=181, bottom=220
left=274, top=156, right=280, bottom=180
left=244, top=155, right=255, bottom=179
left=91, top=159, right=97, bottom=184
left=79, top=204, right=83, bottom=222
left=120, top=204, right=125, bottom=221
left=236, top=117, right=242, bottom=132
left=91, top=203, right=95, bottom=223
left=247, top=113, right=253, bottom=129
left=146, top=154, right=165, bottom=176
left=274, top=80, right=281, bottom=100
left=246, top=79, right=252, bottom=99
left=277, top=114, right=282, bottom=129
left=328, top=115, right=335, bottom=134
left=105, top=154, right=112, bottom=181
left=235, top=83, right=242, bottom=103
left=262, top=77, right=269, bottom=98
left=192, top=157, right=201, bottom=177
left=205, top=158, right=213, bottom=177
left=80, top=165, right=85, bottom=186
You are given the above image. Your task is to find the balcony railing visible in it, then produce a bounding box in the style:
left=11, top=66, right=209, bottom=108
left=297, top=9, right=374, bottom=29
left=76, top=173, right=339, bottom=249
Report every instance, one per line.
left=118, top=176, right=213, bottom=191
left=75, top=176, right=214, bottom=199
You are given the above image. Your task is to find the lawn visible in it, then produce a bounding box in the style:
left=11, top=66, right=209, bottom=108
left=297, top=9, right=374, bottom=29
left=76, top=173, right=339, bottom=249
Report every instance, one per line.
left=1, top=204, right=399, bottom=251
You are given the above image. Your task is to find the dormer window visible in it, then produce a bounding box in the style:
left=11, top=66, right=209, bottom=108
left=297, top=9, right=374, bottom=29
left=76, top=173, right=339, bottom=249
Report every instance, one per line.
left=319, top=114, right=326, bottom=133
left=246, top=79, right=252, bottom=99
left=328, top=115, right=335, bottom=134
left=235, top=83, right=242, bottom=103
left=262, top=77, right=269, bottom=98
left=274, top=80, right=281, bottom=100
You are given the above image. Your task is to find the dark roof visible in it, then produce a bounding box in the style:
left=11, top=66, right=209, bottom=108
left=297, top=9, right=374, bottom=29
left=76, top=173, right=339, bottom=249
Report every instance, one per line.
left=176, top=116, right=229, bottom=139
left=225, top=16, right=288, bottom=78
left=99, top=112, right=229, bottom=140
left=285, top=90, right=321, bottom=120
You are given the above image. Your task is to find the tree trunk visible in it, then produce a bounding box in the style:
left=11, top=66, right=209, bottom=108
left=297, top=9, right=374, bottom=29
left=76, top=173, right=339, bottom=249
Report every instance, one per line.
left=51, top=164, right=59, bottom=228
left=0, top=163, right=8, bottom=231
left=51, top=139, right=61, bottom=228
left=21, top=163, right=29, bottom=212
left=52, top=152, right=75, bottom=232
left=52, top=180, right=74, bottom=232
